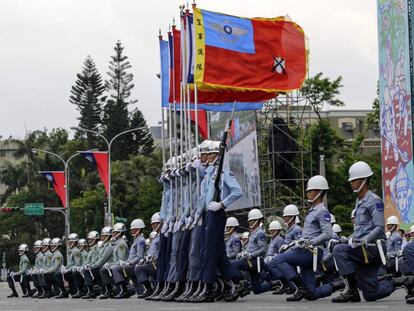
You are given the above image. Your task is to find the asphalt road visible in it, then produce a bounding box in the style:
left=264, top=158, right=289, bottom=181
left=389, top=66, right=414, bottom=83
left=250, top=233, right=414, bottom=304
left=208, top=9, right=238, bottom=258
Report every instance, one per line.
left=0, top=282, right=412, bottom=311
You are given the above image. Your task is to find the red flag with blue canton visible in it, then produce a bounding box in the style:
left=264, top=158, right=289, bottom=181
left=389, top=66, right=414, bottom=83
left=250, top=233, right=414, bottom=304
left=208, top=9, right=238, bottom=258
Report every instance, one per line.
left=193, top=8, right=307, bottom=92
left=80, top=151, right=109, bottom=195
left=40, top=171, right=66, bottom=207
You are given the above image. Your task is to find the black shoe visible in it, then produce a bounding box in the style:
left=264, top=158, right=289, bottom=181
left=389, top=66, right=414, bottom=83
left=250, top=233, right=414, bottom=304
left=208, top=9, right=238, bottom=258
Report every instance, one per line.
left=113, top=290, right=130, bottom=299
left=99, top=290, right=112, bottom=299
left=22, top=290, right=32, bottom=298
left=55, top=291, right=68, bottom=299
left=72, top=291, right=84, bottom=298
left=145, top=283, right=163, bottom=301
left=7, top=292, right=18, bottom=298
left=193, top=285, right=214, bottom=303
left=152, top=283, right=172, bottom=301
left=331, top=289, right=361, bottom=303
left=185, top=282, right=202, bottom=301
left=273, top=285, right=288, bottom=295
left=407, top=295, right=414, bottom=304
left=332, top=280, right=346, bottom=292
left=286, top=287, right=310, bottom=302
left=81, top=291, right=96, bottom=299
left=223, top=281, right=243, bottom=302
left=175, top=282, right=191, bottom=302
left=160, top=283, right=179, bottom=301
left=394, top=276, right=414, bottom=296
left=137, top=288, right=153, bottom=299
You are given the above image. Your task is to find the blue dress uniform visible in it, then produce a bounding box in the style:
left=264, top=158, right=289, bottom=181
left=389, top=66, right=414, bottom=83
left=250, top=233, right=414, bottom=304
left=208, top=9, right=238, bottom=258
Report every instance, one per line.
left=385, top=231, right=402, bottom=273
left=332, top=190, right=394, bottom=301
left=155, top=175, right=172, bottom=284
left=187, top=165, right=208, bottom=283
left=232, top=227, right=267, bottom=287
left=284, top=224, right=303, bottom=245
left=267, top=235, right=285, bottom=257
left=399, top=241, right=414, bottom=275
left=113, top=234, right=146, bottom=293
left=201, top=166, right=243, bottom=284
left=272, top=203, right=334, bottom=300
left=135, top=233, right=160, bottom=285
left=226, top=232, right=242, bottom=260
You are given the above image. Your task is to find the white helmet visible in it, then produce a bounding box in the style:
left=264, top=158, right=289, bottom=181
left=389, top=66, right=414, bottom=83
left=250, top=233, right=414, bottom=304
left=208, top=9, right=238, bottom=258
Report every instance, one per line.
left=306, top=175, right=329, bottom=191
left=248, top=209, right=264, bottom=221
left=241, top=232, right=249, bottom=239
left=101, top=226, right=113, bottom=236
left=269, top=220, right=282, bottom=231
left=207, top=141, right=221, bottom=154
left=18, top=244, right=29, bottom=253
left=78, top=239, right=87, bottom=247
left=330, top=214, right=336, bottom=224
left=351, top=209, right=356, bottom=219
left=199, top=140, right=212, bottom=154
left=348, top=161, right=373, bottom=182
left=295, top=216, right=301, bottom=224
left=68, top=233, right=79, bottom=242
left=151, top=212, right=161, bottom=224
left=42, top=238, right=51, bottom=246
left=386, top=216, right=399, bottom=225
left=51, top=238, right=62, bottom=246
left=113, top=223, right=126, bottom=233
left=332, top=224, right=342, bottom=234
left=226, top=217, right=239, bottom=227
left=97, top=241, right=104, bottom=248
left=87, top=231, right=100, bottom=240
left=410, top=225, right=414, bottom=234
left=283, top=204, right=300, bottom=217
left=33, top=240, right=42, bottom=248
left=131, top=219, right=145, bottom=230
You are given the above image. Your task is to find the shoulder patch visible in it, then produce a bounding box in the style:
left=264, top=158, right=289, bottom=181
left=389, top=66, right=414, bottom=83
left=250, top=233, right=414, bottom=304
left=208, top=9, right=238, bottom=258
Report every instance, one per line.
left=229, top=172, right=234, bottom=177
left=323, top=212, right=331, bottom=222
left=376, top=202, right=384, bottom=212
left=233, top=239, right=241, bottom=245
left=296, top=231, right=302, bottom=238
left=259, top=233, right=266, bottom=241
left=139, top=240, right=146, bottom=248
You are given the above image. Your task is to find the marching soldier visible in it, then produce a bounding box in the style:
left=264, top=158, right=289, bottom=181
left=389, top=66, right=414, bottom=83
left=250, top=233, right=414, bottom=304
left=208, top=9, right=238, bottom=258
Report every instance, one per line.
left=55, top=233, right=82, bottom=298
left=112, top=218, right=146, bottom=298
left=28, top=240, right=43, bottom=298
left=332, top=161, right=414, bottom=303
left=80, top=230, right=101, bottom=299
left=42, top=238, right=64, bottom=298
left=225, top=217, right=242, bottom=260
left=7, top=244, right=30, bottom=298
left=195, top=140, right=244, bottom=302
left=385, top=215, right=402, bottom=274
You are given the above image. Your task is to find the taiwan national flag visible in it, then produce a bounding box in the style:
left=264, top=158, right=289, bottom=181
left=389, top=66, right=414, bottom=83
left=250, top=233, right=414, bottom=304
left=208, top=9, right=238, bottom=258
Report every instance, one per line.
left=40, top=171, right=66, bottom=207
left=80, top=151, right=109, bottom=195
left=193, top=8, right=307, bottom=93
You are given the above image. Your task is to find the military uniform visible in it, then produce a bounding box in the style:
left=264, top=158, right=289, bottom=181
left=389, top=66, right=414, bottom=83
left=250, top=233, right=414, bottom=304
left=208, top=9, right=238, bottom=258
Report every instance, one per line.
left=135, top=233, right=160, bottom=292
left=226, top=232, right=242, bottom=260
left=43, top=249, right=63, bottom=296
left=272, top=203, right=334, bottom=300
left=55, top=247, right=82, bottom=296
left=385, top=231, right=402, bottom=274
left=30, top=251, right=44, bottom=295
left=7, top=253, right=30, bottom=296
left=332, top=190, right=394, bottom=301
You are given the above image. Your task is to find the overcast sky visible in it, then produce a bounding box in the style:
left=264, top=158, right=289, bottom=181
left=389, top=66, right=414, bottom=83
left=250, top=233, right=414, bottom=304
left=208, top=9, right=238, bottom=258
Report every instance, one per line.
left=0, top=0, right=378, bottom=139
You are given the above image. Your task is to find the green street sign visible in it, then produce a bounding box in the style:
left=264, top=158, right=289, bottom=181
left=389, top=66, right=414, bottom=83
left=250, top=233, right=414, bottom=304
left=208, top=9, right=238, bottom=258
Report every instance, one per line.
left=114, top=216, right=127, bottom=224
left=24, top=203, right=44, bottom=216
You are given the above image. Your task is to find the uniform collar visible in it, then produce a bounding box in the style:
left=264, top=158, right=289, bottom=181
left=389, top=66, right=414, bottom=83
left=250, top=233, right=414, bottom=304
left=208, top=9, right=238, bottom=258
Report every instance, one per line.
left=309, top=202, right=325, bottom=213
left=357, top=190, right=373, bottom=206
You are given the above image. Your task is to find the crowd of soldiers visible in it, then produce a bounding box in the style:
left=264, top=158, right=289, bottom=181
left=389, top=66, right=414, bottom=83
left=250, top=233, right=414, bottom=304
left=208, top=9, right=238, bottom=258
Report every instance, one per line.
left=6, top=140, right=414, bottom=304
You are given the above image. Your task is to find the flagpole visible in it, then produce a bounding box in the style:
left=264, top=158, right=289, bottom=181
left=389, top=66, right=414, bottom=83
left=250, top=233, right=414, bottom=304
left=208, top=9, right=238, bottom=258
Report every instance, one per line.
left=159, top=31, right=167, bottom=169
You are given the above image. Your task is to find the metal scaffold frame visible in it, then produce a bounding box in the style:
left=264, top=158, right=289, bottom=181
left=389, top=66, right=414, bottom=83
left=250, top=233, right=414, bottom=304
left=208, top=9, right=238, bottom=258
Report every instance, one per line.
left=256, top=91, right=313, bottom=217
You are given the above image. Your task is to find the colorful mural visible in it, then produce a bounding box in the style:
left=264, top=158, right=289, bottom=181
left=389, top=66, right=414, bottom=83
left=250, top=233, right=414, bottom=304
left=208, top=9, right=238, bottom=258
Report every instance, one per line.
left=378, top=0, right=414, bottom=223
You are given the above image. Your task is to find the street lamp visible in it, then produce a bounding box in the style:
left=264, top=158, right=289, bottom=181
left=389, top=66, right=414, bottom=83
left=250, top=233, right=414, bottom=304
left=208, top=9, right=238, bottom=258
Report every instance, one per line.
left=71, top=126, right=145, bottom=226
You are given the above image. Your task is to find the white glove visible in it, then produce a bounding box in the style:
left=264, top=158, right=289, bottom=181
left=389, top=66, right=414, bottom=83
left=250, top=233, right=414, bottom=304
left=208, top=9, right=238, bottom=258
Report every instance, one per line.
left=264, top=256, right=273, bottom=264
left=279, top=244, right=288, bottom=253
left=84, top=264, right=91, bottom=269
left=161, top=222, right=169, bottom=234
left=185, top=163, right=191, bottom=172
left=207, top=201, right=222, bottom=212
left=236, top=253, right=243, bottom=260
left=191, top=159, right=201, bottom=168
left=38, top=268, right=45, bottom=274
left=173, top=221, right=180, bottom=232
left=10, top=272, right=15, bottom=277
left=139, top=258, right=145, bottom=265
left=32, top=269, right=38, bottom=275
left=104, top=263, right=111, bottom=269
left=348, top=238, right=354, bottom=247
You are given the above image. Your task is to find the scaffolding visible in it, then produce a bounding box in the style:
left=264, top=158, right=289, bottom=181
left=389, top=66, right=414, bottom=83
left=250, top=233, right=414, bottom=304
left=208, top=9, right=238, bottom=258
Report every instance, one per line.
left=256, top=92, right=313, bottom=217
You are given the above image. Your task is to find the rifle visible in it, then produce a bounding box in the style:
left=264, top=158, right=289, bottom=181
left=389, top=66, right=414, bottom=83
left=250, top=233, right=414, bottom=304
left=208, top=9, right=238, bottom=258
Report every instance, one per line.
left=212, top=102, right=236, bottom=202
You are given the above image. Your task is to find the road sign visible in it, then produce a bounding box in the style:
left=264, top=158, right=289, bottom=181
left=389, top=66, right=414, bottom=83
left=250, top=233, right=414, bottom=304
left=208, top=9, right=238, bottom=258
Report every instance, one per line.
left=24, top=203, right=44, bottom=216
left=114, top=216, right=127, bottom=224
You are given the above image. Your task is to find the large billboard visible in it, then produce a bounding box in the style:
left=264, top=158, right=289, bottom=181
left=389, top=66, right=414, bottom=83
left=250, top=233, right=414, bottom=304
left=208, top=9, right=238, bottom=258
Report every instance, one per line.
left=378, top=0, right=414, bottom=223
left=209, top=111, right=261, bottom=211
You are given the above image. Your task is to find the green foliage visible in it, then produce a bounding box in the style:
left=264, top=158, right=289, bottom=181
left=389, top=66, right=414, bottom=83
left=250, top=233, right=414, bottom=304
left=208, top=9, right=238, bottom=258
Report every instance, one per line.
left=129, top=108, right=154, bottom=155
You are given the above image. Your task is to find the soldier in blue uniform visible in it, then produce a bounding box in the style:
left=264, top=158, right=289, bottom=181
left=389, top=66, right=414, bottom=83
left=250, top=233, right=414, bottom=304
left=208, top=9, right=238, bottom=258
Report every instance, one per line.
left=112, top=218, right=147, bottom=298
left=272, top=175, right=339, bottom=301
left=225, top=217, right=242, bottom=260
left=266, top=220, right=284, bottom=259
left=332, top=161, right=414, bottom=303
left=194, top=141, right=244, bottom=302
left=135, top=216, right=161, bottom=298
left=385, top=215, right=402, bottom=275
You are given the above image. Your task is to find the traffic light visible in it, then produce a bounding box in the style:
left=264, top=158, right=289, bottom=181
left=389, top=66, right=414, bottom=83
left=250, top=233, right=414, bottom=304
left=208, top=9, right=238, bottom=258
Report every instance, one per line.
left=0, top=207, right=20, bottom=213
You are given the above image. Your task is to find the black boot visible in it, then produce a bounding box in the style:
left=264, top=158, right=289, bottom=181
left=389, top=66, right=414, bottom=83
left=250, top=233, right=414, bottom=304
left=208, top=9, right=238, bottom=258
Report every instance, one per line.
left=332, top=274, right=361, bottom=303
left=114, top=283, right=130, bottom=299
left=185, top=281, right=202, bottom=301
left=286, top=276, right=311, bottom=302
left=81, top=286, right=96, bottom=299
left=162, top=282, right=184, bottom=301
left=137, top=284, right=153, bottom=299
left=175, top=281, right=191, bottom=302
left=37, top=287, right=49, bottom=299
left=152, top=282, right=171, bottom=301
left=72, top=289, right=85, bottom=298
left=393, top=276, right=414, bottom=296
left=145, top=282, right=163, bottom=300
left=192, top=283, right=214, bottom=303
left=55, top=289, right=68, bottom=299
left=7, top=289, right=18, bottom=298
left=273, top=280, right=290, bottom=295
left=331, top=279, right=345, bottom=292
left=214, top=279, right=226, bottom=301
left=99, top=285, right=113, bottom=299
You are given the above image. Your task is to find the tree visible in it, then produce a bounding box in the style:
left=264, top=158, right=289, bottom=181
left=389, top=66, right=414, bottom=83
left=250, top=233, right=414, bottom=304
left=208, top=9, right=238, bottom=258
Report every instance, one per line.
left=70, top=56, right=105, bottom=148
left=301, top=72, right=345, bottom=122
left=129, top=108, right=154, bottom=155
left=102, top=41, right=137, bottom=160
